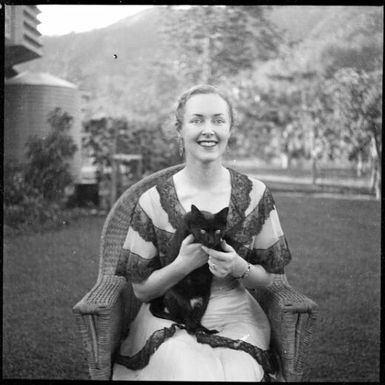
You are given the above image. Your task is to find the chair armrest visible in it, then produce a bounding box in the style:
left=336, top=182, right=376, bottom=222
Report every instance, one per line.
left=254, top=274, right=317, bottom=314
left=250, top=274, right=318, bottom=382
left=73, top=275, right=127, bottom=380
left=73, top=275, right=127, bottom=315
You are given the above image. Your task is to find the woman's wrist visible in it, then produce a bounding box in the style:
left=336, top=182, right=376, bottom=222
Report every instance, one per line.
left=231, top=258, right=272, bottom=287
left=235, top=263, right=251, bottom=279
left=242, top=264, right=273, bottom=287
left=232, top=257, right=249, bottom=279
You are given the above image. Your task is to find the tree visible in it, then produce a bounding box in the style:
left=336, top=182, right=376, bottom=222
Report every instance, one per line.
left=327, top=68, right=382, bottom=198
left=241, top=85, right=307, bottom=167
left=82, top=117, right=180, bottom=195
left=160, top=6, right=282, bottom=85
left=24, top=108, right=78, bottom=202
left=234, top=65, right=339, bottom=177
left=320, top=7, right=383, bottom=75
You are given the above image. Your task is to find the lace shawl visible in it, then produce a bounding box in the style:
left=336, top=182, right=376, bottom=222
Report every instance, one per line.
left=114, top=168, right=291, bottom=380
left=115, top=323, right=278, bottom=382
left=116, top=168, right=291, bottom=282
left=115, top=201, right=161, bottom=282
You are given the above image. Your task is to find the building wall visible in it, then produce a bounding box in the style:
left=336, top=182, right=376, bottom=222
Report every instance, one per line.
left=4, top=84, right=82, bottom=183
left=5, top=5, right=42, bottom=68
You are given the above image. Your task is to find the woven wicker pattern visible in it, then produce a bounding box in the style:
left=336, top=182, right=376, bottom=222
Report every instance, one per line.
left=72, top=165, right=318, bottom=381
left=252, top=274, right=318, bottom=381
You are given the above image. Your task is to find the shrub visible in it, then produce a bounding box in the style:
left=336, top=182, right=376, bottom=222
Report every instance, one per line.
left=3, top=160, right=62, bottom=231
left=82, top=116, right=180, bottom=191
left=24, top=108, right=78, bottom=202
left=4, top=108, right=79, bottom=231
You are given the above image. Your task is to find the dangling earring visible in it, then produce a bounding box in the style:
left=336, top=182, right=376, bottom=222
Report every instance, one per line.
left=178, top=135, right=184, bottom=157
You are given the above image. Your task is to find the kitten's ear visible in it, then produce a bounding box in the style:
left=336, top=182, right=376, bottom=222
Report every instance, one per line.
left=191, top=205, right=201, bottom=215
left=217, top=207, right=229, bottom=221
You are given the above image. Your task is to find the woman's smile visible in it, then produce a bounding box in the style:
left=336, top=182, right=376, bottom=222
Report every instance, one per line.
left=197, top=140, right=218, bottom=148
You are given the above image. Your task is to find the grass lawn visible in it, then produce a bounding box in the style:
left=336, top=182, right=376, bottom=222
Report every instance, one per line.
left=3, top=215, right=104, bottom=380
left=3, top=195, right=381, bottom=381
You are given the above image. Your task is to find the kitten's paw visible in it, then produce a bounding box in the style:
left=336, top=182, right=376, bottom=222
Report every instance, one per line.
left=190, top=297, right=203, bottom=307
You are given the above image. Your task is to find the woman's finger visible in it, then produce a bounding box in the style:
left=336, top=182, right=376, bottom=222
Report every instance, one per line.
left=208, top=262, right=224, bottom=277
left=182, top=233, right=195, bottom=245
left=206, top=249, right=231, bottom=261
left=220, top=239, right=235, bottom=252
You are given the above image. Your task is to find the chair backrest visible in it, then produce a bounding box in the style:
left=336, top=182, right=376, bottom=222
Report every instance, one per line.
left=99, top=164, right=184, bottom=326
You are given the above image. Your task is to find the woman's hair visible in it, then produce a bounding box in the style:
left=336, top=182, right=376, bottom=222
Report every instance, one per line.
left=175, top=84, right=235, bottom=132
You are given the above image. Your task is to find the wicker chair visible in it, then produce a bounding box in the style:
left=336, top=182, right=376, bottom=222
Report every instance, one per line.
left=73, top=164, right=318, bottom=381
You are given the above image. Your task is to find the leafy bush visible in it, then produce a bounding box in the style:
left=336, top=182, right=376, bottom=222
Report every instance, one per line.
left=3, top=160, right=65, bottom=231
left=4, top=108, right=79, bottom=231
left=24, top=108, right=78, bottom=202
left=3, top=160, right=36, bottom=206
left=83, top=116, right=180, bottom=177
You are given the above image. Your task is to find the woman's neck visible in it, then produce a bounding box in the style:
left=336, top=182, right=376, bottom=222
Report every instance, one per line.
left=181, top=160, right=228, bottom=190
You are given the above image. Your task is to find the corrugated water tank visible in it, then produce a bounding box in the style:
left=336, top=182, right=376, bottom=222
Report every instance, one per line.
left=4, top=71, right=82, bottom=183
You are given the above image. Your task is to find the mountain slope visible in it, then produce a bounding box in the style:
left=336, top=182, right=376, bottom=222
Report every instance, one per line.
left=16, top=6, right=334, bottom=79
left=16, top=6, right=382, bottom=116
left=17, top=7, right=164, bottom=83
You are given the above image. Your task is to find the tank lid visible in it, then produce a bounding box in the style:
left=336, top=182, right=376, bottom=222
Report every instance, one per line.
left=5, top=71, right=78, bottom=88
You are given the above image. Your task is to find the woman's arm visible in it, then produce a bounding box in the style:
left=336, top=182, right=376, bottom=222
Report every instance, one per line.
left=202, top=241, right=273, bottom=288
left=132, top=258, right=188, bottom=303
left=230, top=254, right=273, bottom=288
left=132, top=234, right=209, bottom=302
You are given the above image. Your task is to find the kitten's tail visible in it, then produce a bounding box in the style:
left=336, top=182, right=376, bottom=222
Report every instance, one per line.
left=150, top=303, right=218, bottom=335
left=184, top=320, right=219, bottom=335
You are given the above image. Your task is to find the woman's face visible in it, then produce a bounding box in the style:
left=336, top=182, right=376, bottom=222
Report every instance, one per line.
left=180, top=93, right=231, bottom=164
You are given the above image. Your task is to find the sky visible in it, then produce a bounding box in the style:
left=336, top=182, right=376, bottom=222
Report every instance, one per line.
left=37, top=5, right=154, bottom=36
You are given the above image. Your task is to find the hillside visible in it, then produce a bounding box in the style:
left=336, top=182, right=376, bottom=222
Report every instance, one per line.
left=268, top=5, right=337, bottom=42
left=16, top=6, right=340, bottom=79
left=16, top=6, right=383, bottom=117
left=17, top=7, right=163, bottom=85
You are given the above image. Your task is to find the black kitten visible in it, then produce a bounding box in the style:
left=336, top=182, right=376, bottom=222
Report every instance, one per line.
left=149, top=204, right=229, bottom=335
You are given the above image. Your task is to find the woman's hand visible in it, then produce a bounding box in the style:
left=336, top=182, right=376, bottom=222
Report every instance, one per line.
left=201, top=240, right=248, bottom=278
left=174, top=234, right=209, bottom=275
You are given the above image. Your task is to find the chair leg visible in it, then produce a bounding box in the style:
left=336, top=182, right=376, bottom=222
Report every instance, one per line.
left=74, top=313, right=104, bottom=379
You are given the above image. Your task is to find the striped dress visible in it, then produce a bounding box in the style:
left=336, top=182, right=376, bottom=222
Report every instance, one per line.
left=113, top=168, right=291, bottom=382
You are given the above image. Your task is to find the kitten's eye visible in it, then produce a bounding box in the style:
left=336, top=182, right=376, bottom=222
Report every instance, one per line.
left=200, top=229, right=206, bottom=235
left=215, top=230, right=221, bottom=235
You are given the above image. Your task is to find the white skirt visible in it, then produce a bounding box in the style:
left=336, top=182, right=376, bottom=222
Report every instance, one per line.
left=113, top=276, right=271, bottom=381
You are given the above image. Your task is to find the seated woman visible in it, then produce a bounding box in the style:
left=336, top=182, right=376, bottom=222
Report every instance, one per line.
left=113, top=84, right=291, bottom=381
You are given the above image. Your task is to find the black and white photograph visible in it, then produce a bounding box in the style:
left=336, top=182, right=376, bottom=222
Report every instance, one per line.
left=3, top=3, right=382, bottom=382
